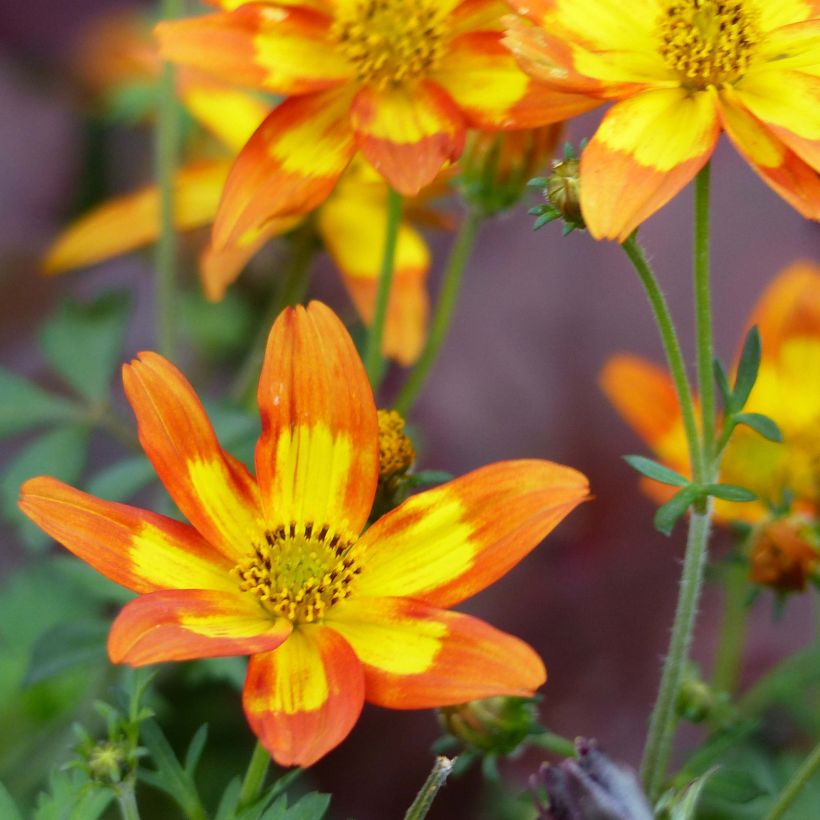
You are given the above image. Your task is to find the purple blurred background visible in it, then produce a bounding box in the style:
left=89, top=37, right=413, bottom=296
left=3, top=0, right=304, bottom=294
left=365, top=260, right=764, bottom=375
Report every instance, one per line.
left=1, top=2, right=818, bottom=817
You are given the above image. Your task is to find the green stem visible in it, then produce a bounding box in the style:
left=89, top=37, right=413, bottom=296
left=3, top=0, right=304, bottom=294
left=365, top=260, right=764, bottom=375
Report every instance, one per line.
left=117, top=785, right=141, bottom=820
left=404, top=756, right=455, bottom=820
left=531, top=732, right=577, bottom=759
left=693, top=163, right=715, bottom=474
left=394, top=209, right=481, bottom=416
left=364, top=187, right=403, bottom=390
left=764, top=740, right=820, bottom=820
left=155, top=0, right=183, bottom=358
left=640, top=506, right=713, bottom=798
left=712, top=559, right=750, bottom=695
left=229, top=222, right=317, bottom=405
left=622, top=235, right=703, bottom=481
left=237, top=741, right=271, bottom=811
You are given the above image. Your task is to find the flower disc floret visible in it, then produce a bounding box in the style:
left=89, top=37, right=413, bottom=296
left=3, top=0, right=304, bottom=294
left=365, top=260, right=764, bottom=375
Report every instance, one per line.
left=332, top=0, right=446, bottom=89
left=658, top=0, right=760, bottom=87
left=234, top=523, right=361, bottom=623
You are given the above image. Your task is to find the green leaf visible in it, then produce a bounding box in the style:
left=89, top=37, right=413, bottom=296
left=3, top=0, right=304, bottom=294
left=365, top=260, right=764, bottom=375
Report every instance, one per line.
left=406, top=470, right=454, bottom=489
left=703, top=768, right=769, bottom=804
left=40, top=292, right=130, bottom=402
left=184, top=724, right=209, bottom=776
left=86, top=455, right=156, bottom=502
left=0, top=781, right=23, bottom=820
left=731, top=326, right=761, bottom=411
left=703, top=484, right=757, bottom=502
left=25, top=619, right=109, bottom=686
left=654, top=486, right=703, bottom=537
left=713, top=359, right=732, bottom=411
left=658, top=771, right=715, bottom=820
left=180, top=289, right=255, bottom=362
left=0, top=367, right=77, bottom=438
left=261, top=793, right=330, bottom=820
left=624, top=455, right=689, bottom=487
left=734, top=413, right=783, bottom=443
left=4, top=426, right=89, bottom=550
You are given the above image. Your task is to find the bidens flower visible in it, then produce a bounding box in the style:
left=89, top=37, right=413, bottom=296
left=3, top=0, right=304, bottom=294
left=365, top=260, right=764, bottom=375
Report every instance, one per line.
left=505, top=0, right=820, bottom=240
left=155, top=0, right=597, bottom=249
left=19, top=301, right=588, bottom=767
left=600, top=261, right=820, bottom=524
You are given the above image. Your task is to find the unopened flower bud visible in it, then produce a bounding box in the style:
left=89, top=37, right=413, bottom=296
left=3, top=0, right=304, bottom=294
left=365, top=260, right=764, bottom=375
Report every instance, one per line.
left=749, top=515, right=819, bottom=593
left=530, top=143, right=586, bottom=234
left=87, top=740, right=127, bottom=784
left=438, top=696, right=539, bottom=756
left=532, top=739, right=653, bottom=820
left=460, top=125, right=563, bottom=216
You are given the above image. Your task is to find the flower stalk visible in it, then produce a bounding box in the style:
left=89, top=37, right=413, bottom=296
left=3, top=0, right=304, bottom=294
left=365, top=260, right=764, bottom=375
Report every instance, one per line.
left=237, top=741, right=271, bottom=811
left=403, top=756, right=455, bottom=820
left=764, top=739, right=820, bottom=820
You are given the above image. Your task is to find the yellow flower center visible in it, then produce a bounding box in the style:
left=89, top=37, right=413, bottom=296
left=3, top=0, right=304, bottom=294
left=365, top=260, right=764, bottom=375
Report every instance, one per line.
left=332, top=0, right=446, bottom=89
left=657, top=0, right=760, bottom=87
left=234, top=524, right=361, bottom=623
left=378, top=408, right=415, bottom=478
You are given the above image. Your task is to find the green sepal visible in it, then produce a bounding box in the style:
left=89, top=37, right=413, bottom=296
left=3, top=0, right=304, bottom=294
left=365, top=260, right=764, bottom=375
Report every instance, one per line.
left=731, top=325, right=761, bottom=411
left=624, top=455, right=689, bottom=487
left=734, top=412, right=783, bottom=443
left=654, top=485, right=703, bottom=536
left=702, top=484, right=757, bottom=502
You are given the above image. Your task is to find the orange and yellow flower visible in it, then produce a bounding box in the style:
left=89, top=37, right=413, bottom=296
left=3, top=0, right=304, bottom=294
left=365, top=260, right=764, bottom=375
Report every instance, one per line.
left=43, top=75, right=443, bottom=365
left=601, top=261, right=820, bottom=524
left=504, top=0, right=820, bottom=240
left=19, top=301, right=588, bottom=766
left=155, top=0, right=597, bottom=250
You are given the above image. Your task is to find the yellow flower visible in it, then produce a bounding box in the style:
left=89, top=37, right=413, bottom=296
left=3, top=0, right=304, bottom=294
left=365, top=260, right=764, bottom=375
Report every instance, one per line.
left=505, top=0, right=820, bottom=240
left=601, top=261, right=820, bottom=523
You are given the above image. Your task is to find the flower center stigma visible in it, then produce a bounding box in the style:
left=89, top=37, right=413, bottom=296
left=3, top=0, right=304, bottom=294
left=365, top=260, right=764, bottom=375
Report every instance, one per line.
left=657, top=0, right=759, bottom=87
left=234, top=523, right=361, bottom=623
left=332, top=0, right=446, bottom=89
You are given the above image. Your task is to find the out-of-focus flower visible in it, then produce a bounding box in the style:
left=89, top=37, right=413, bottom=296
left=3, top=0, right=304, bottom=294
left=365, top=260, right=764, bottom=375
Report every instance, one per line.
left=532, top=738, right=653, bottom=820
left=459, top=124, right=563, bottom=215
left=505, top=1, right=820, bottom=240
left=601, top=261, right=820, bottom=524
left=155, top=0, right=598, bottom=248
left=19, top=301, right=589, bottom=767
left=43, top=77, right=443, bottom=364
left=749, top=514, right=819, bottom=592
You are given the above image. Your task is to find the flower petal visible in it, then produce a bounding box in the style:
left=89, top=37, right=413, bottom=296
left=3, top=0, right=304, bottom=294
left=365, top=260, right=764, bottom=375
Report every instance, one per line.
left=434, top=30, right=601, bottom=128
left=18, top=477, right=234, bottom=593
left=42, top=161, right=229, bottom=275
left=243, top=626, right=364, bottom=767
left=123, top=352, right=265, bottom=561
left=213, top=89, right=355, bottom=248
left=354, top=460, right=588, bottom=607
left=327, top=597, right=545, bottom=708
left=256, top=301, right=379, bottom=536
left=109, top=589, right=292, bottom=665
left=318, top=183, right=429, bottom=364
left=351, top=81, right=465, bottom=196
left=580, top=88, right=720, bottom=241
left=718, top=90, right=820, bottom=220
left=598, top=355, right=691, bottom=474
left=156, top=4, right=351, bottom=95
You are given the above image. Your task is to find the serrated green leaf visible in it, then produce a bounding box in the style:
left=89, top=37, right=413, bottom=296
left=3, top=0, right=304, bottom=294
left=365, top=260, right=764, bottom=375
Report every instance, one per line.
left=624, top=455, right=689, bottom=487
left=703, top=484, right=757, bottom=502
left=40, top=292, right=130, bottom=402
left=731, top=326, right=761, bottom=411
left=654, top=486, right=703, bottom=536
left=4, top=426, right=89, bottom=550
left=0, top=781, right=23, bottom=820
left=86, top=455, right=156, bottom=502
left=0, top=367, right=78, bottom=438
left=713, top=359, right=732, bottom=410
left=24, top=619, right=109, bottom=686
left=734, top=412, right=783, bottom=443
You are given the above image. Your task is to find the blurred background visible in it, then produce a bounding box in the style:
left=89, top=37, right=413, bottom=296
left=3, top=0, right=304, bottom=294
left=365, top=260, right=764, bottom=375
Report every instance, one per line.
left=1, top=1, right=819, bottom=817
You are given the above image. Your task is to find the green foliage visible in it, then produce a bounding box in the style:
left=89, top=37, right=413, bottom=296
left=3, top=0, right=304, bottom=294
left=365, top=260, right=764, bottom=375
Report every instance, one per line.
left=624, top=455, right=689, bottom=487
left=0, top=368, right=77, bottom=438
left=654, top=486, right=704, bottom=536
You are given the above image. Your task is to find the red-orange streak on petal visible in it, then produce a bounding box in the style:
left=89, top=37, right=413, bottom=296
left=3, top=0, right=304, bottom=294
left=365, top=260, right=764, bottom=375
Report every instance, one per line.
left=242, top=626, right=364, bottom=767
left=351, top=81, right=465, bottom=196
left=123, top=352, right=263, bottom=561
left=156, top=5, right=346, bottom=95
left=18, top=477, right=232, bottom=594
left=213, top=90, right=355, bottom=248
left=599, top=354, right=680, bottom=448
left=256, top=301, right=379, bottom=535
left=355, top=459, right=589, bottom=608
left=109, top=589, right=292, bottom=665
left=329, top=596, right=546, bottom=709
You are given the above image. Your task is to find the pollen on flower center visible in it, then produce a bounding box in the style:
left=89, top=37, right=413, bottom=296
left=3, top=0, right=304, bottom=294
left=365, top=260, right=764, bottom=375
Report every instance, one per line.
left=657, top=0, right=760, bottom=87
left=331, top=0, right=446, bottom=89
left=233, top=523, right=361, bottom=623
